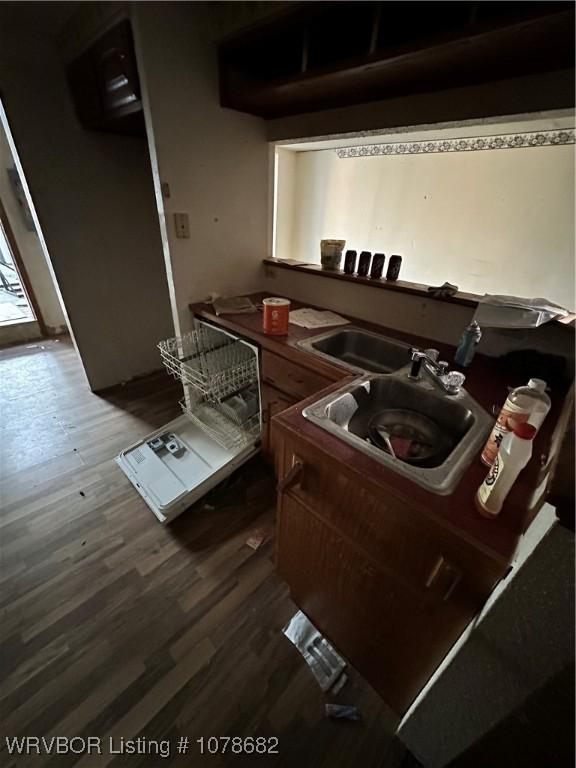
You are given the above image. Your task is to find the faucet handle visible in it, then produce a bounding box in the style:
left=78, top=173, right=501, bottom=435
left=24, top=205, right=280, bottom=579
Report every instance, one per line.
left=445, top=370, right=466, bottom=392
left=409, top=348, right=425, bottom=379
left=437, top=361, right=449, bottom=374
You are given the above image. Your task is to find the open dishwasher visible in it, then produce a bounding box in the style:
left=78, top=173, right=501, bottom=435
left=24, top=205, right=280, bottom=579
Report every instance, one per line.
left=116, top=320, right=261, bottom=523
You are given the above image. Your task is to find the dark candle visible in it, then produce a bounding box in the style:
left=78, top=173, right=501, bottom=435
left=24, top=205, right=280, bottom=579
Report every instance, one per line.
left=357, top=251, right=371, bottom=277
left=370, top=253, right=385, bottom=279
left=343, top=250, right=357, bottom=274
left=386, top=255, right=402, bottom=281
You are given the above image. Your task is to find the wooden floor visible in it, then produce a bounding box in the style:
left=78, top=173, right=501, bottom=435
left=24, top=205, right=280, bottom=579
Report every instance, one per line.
left=0, top=338, right=408, bottom=768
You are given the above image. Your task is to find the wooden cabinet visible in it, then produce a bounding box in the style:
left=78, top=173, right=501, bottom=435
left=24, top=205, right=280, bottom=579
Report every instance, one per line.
left=275, top=431, right=504, bottom=716
left=219, top=3, right=574, bottom=119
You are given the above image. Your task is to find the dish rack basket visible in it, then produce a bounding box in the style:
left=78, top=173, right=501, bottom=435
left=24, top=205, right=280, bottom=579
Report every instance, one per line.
left=180, top=388, right=260, bottom=451
left=159, top=325, right=257, bottom=401
left=159, top=324, right=260, bottom=451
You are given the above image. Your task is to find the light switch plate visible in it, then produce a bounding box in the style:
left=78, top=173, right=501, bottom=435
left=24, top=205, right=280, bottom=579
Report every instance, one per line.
left=174, top=212, right=190, bottom=239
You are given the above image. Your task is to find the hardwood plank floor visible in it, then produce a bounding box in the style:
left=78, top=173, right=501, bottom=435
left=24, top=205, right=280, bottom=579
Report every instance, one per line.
left=0, top=338, right=409, bottom=767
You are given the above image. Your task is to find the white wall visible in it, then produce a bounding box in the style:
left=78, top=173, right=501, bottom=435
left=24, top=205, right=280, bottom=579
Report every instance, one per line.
left=276, top=144, right=575, bottom=310
left=0, top=122, right=66, bottom=335
left=132, top=2, right=270, bottom=337
left=0, top=9, right=174, bottom=390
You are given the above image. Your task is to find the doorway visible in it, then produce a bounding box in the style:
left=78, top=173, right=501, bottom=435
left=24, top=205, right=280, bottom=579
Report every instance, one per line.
left=0, top=202, right=38, bottom=328
left=0, top=98, right=68, bottom=346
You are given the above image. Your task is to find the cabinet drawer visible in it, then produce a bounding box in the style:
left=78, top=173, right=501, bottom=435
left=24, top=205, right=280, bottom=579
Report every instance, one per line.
left=261, top=350, right=332, bottom=401
left=279, top=436, right=501, bottom=606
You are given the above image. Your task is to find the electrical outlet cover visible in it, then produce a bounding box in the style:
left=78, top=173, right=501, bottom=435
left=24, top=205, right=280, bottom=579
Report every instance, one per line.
left=174, top=212, right=190, bottom=238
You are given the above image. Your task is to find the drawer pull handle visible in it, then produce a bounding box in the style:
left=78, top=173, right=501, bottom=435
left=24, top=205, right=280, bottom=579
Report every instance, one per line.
left=277, top=461, right=304, bottom=493
left=426, top=556, right=462, bottom=601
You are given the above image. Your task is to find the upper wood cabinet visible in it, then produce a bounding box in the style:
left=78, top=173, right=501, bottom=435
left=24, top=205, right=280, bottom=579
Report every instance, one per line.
left=219, top=1, right=575, bottom=118
left=66, top=19, right=146, bottom=136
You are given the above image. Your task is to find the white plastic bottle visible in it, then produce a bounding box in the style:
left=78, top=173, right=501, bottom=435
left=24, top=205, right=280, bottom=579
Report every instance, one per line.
left=481, top=378, right=550, bottom=466
left=476, top=422, right=536, bottom=518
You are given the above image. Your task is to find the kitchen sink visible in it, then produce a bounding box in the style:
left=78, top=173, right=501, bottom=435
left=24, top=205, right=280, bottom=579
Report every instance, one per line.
left=298, top=328, right=411, bottom=374
left=302, top=372, right=492, bottom=495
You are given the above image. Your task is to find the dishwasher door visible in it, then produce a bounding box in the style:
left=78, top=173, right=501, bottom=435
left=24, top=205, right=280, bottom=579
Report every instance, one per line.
left=116, top=320, right=261, bottom=523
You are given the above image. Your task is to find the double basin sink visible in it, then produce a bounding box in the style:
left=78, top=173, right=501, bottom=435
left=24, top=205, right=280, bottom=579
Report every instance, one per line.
left=298, top=328, right=492, bottom=495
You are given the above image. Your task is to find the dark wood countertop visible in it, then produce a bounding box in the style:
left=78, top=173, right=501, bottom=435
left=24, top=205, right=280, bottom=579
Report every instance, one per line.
left=191, top=292, right=568, bottom=564
left=191, top=294, right=353, bottom=380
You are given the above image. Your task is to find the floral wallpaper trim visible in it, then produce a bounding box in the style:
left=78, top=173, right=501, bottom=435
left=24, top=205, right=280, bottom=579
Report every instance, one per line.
left=335, top=129, right=575, bottom=158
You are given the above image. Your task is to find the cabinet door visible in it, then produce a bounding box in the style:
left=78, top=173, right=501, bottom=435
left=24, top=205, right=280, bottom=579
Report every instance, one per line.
left=277, top=494, right=489, bottom=716
left=279, top=436, right=500, bottom=605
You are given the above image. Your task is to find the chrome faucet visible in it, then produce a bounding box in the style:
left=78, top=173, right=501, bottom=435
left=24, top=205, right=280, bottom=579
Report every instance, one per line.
left=408, top=348, right=465, bottom=395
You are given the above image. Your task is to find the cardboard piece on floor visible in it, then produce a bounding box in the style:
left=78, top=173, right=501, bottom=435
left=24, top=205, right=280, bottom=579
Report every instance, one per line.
left=283, top=610, right=347, bottom=692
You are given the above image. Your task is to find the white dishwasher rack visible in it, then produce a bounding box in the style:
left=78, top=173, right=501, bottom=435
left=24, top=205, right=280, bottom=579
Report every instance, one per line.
left=180, top=392, right=261, bottom=451
left=159, top=325, right=258, bottom=402
left=158, top=324, right=261, bottom=452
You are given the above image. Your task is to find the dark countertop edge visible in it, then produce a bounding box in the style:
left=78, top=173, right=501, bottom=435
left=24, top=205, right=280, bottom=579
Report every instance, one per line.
left=263, top=259, right=576, bottom=329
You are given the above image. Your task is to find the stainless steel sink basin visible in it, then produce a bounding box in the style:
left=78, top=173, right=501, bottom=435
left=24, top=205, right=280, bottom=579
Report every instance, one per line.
left=298, top=328, right=411, bottom=374
left=302, top=372, right=492, bottom=495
